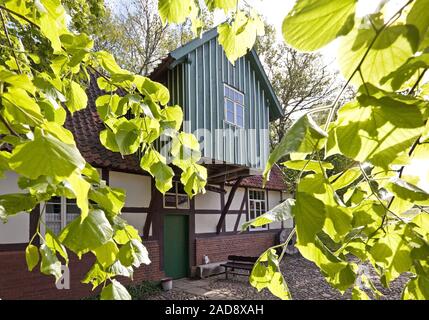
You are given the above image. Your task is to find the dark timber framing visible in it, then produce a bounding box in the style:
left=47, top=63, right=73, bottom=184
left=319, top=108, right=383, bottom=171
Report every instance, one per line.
left=143, top=179, right=160, bottom=240
left=233, top=188, right=248, bottom=232
left=216, top=177, right=243, bottom=234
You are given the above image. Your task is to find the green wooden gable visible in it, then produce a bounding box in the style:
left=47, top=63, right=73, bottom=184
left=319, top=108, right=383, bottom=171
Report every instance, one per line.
left=151, top=28, right=283, bottom=171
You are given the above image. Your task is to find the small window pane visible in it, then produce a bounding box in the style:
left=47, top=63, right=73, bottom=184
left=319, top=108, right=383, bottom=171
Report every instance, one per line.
left=226, top=100, right=234, bottom=112
left=228, top=88, right=235, bottom=100
left=227, top=111, right=234, bottom=123
left=238, top=93, right=244, bottom=105
left=177, top=195, right=190, bottom=209
left=164, top=194, right=176, bottom=208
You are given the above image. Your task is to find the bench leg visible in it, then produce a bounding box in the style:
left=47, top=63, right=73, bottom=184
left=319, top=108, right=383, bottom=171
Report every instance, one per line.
left=225, top=269, right=228, bottom=280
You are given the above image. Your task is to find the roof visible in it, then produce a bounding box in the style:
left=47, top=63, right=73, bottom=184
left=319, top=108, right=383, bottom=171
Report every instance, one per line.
left=226, top=165, right=287, bottom=191
left=150, top=28, right=283, bottom=121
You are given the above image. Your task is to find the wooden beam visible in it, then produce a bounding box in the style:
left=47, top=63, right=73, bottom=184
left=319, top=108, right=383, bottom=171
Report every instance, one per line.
left=216, top=177, right=243, bottom=234
left=206, top=185, right=227, bottom=194
left=101, top=168, right=109, bottom=185
left=208, top=166, right=244, bottom=180
left=143, top=182, right=161, bottom=240
left=234, top=190, right=248, bottom=232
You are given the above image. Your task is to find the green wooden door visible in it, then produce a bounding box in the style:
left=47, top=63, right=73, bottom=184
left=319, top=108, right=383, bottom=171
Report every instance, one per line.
left=163, top=215, right=189, bottom=279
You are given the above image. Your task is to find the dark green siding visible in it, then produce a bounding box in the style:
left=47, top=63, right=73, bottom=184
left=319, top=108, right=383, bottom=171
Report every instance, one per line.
left=166, top=38, right=271, bottom=170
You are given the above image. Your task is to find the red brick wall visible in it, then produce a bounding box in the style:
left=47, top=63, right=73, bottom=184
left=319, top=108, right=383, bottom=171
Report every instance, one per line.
left=195, top=231, right=278, bottom=265
left=0, top=240, right=163, bottom=300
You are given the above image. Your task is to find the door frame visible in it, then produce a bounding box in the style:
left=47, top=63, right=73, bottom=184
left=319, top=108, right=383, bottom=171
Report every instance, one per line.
left=151, top=185, right=196, bottom=276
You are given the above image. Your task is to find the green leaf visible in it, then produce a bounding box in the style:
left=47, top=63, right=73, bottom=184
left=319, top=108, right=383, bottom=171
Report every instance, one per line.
left=171, top=132, right=200, bottom=160
left=218, top=10, right=265, bottom=64
left=180, top=164, right=207, bottom=197
left=161, top=105, right=183, bottom=131
left=0, top=193, right=37, bottom=218
left=205, top=0, right=237, bottom=12
left=114, top=119, right=141, bottom=155
left=282, top=160, right=333, bottom=173
left=39, top=243, right=62, bottom=281
left=293, top=190, right=326, bottom=245
left=65, top=80, right=88, bottom=113
left=100, top=128, right=120, bottom=153
left=351, top=286, right=370, bottom=300
left=403, top=276, right=429, bottom=300
left=369, top=229, right=412, bottom=284
left=329, top=167, right=361, bottom=190
left=0, top=69, right=36, bottom=94
left=82, top=263, right=113, bottom=290
left=59, top=209, right=114, bottom=255
left=339, top=24, right=418, bottom=89
left=297, top=237, right=356, bottom=292
left=295, top=173, right=352, bottom=243
left=407, top=0, right=429, bottom=49
left=108, top=260, right=134, bottom=279
left=45, top=229, right=68, bottom=263
left=93, top=240, right=119, bottom=269
left=381, top=53, right=429, bottom=91
left=67, top=172, right=90, bottom=220
left=113, top=225, right=141, bottom=245
left=282, top=0, right=357, bottom=51
left=89, top=186, right=125, bottom=216
left=250, top=249, right=291, bottom=300
left=100, top=279, right=131, bottom=300
left=2, top=88, right=44, bottom=126
left=95, top=94, right=122, bottom=120
left=264, top=115, right=327, bottom=182
left=241, top=198, right=295, bottom=230
left=351, top=201, right=384, bottom=236
left=386, top=178, right=429, bottom=204
left=39, top=0, right=68, bottom=53
left=140, top=148, right=165, bottom=173
left=151, top=161, right=174, bottom=194
left=9, top=129, right=86, bottom=181
left=158, top=0, right=193, bottom=25
left=331, top=95, right=425, bottom=170
left=139, top=77, right=170, bottom=106
left=118, top=239, right=151, bottom=268
left=25, top=244, right=40, bottom=272
left=95, top=51, right=130, bottom=76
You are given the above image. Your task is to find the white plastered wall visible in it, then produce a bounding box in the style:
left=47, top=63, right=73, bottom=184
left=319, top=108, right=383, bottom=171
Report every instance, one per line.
left=121, top=212, right=151, bottom=236
left=268, top=190, right=283, bottom=229
left=0, top=171, right=30, bottom=244
left=195, top=214, right=220, bottom=233
left=109, top=171, right=152, bottom=208
left=195, top=188, right=221, bottom=210
left=224, top=186, right=245, bottom=210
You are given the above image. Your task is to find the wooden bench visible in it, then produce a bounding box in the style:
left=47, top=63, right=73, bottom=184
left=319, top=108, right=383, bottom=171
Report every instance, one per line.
left=220, top=255, right=258, bottom=279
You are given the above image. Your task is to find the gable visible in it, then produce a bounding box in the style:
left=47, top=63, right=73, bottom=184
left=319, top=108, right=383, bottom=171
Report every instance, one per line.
left=150, top=28, right=283, bottom=121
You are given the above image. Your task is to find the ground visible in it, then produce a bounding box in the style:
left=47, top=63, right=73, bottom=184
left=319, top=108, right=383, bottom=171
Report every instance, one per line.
left=147, top=254, right=409, bottom=300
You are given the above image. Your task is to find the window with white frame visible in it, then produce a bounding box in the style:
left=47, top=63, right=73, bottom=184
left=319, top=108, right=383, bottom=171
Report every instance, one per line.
left=43, top=197, right=80, bottom=235
left=163, top=181, right=190, bottom=209
left=248, top=189, right=267, bottom=230
left=224, top=84, right=244, bottom=127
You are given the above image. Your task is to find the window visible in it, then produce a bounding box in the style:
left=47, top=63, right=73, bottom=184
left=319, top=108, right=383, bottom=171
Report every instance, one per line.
left=224, top=84, right=245, bottom=127
left=43, top=197, right=80, bottom=235
left=248, top=189, right=267, bottom=230
left=163, top=181, right=190, bottom=209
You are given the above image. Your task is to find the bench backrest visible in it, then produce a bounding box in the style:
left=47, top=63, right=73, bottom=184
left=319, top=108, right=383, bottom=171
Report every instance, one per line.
left=227, top=255, right=258, bottom=263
